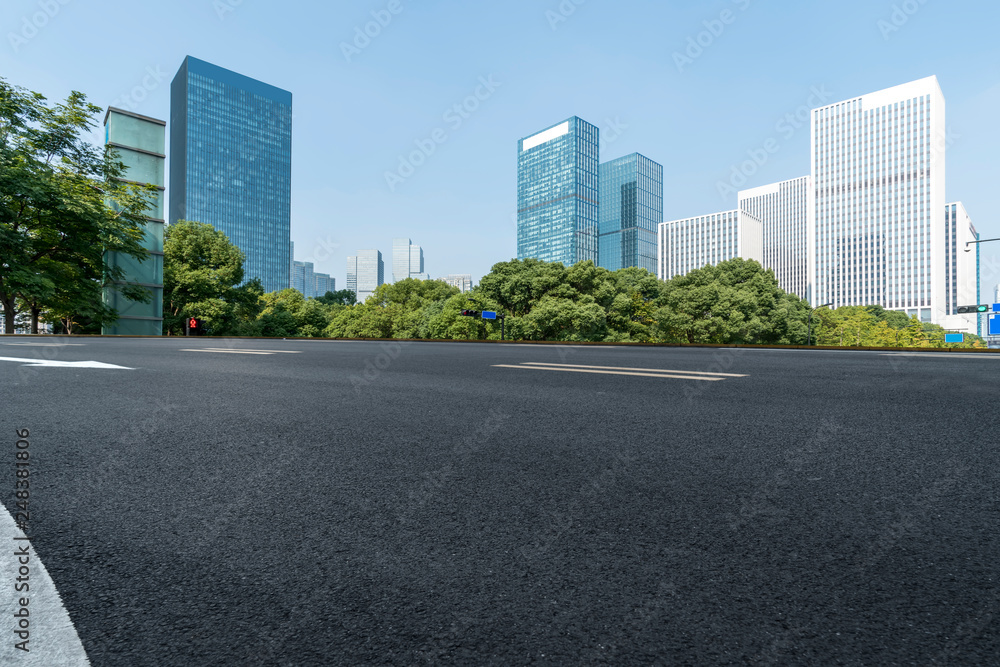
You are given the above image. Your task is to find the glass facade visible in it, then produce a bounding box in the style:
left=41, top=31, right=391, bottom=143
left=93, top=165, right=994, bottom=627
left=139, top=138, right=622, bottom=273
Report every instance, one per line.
left=392, top=238, right=426, bottom=282
left=517, top=117, right=599, bottom=266
left=355, top=249, right=384, bottom=303
left=292, top=260, right=314, bottom=296
left=346, top=256, right=358, bottom=295
left=169, top=56, right=292, bottom=293
left=102, top=108, right=166, bottom=335
left=598, top=153, right=662, bottom=273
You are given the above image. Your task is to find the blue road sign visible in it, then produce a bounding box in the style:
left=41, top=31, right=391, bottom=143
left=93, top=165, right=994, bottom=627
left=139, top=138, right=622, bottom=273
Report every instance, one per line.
left=945, top=333, right=964, bottom=344
left=994, top=303, right=1000, bottom=313
left=990, top=315, right=1000, bottom=336
left=482, top=311, right=497, bottom=320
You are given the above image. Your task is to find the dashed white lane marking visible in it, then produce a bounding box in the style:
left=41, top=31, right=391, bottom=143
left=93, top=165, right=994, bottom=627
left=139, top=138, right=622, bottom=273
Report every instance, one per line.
left=180, top=348, right=302, bottom=355
left=0, top=357, right=133, bottom=370
left=521, top=362, right=748, bottom=377
left=0, top=506, right=91, bottom=665
left=492, top=363, right=741, bottom=381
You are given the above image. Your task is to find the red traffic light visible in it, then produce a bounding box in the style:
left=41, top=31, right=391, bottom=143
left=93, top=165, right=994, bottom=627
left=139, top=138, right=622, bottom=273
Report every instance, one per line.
left=460, top=310, right=481, bottom=317
left=189, top=318, right=198, bottom=328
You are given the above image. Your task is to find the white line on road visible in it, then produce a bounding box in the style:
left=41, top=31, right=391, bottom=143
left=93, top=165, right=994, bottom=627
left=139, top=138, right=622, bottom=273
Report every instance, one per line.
left=492, top=364, right=726, bottom=381
left=521, top=362, right=748, bottom=377
left=881, top=353, right=1000, bottom=360
left=0, top=507, right=91, bottom=665
left=180, top=349, right=302, bottom=355
left=0, top=343, right=85, bottom=347
left=0, top=357, right=133, bottom=370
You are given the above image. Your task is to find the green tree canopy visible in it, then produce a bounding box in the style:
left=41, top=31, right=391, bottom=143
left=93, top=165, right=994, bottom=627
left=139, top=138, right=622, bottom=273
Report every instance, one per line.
left=162, top=220, right=245, bottom=335
left=1, top=78, right=158, bottom=333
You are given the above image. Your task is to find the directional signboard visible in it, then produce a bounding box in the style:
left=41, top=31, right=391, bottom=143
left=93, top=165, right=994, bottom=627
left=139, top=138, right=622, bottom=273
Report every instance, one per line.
left=482, top=311, right=498, bottom=320
left=990, top=315, right=1000, bottom=336
left=944, top=334, right=964, bottom=344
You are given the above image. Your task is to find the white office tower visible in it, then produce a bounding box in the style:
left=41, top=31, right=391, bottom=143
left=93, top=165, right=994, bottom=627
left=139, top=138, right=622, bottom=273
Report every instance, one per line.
left=392, top=238, right=411, bottom=283
left=942, top=202, right=980, bottom=332
left=355, top=249, right=384, bottom=302
left=346, top=256, right=358, bottom=296
left=738, top=176, right=813, bottom=301
left=658, top=210, right=763, bottom=280
left=811, top=76, right=947, bottom=323
left=443, top=274, right=473, bottom=292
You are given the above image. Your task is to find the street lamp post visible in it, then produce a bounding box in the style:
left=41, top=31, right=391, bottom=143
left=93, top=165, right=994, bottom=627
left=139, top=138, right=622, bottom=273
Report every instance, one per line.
left=807, top=303, right=834, bottom=346
left=964, top=237, right=1000, bottom=252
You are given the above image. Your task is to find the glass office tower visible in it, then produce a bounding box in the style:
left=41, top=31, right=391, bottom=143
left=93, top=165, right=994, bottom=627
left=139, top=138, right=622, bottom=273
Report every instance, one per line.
left=392, top=238, right=428, bottom=281
left=102, top=107, right=166, bottom=335
left=355, top=250, right=384, bottom=303
left=517, top=117, right=599, bottom=266
left=598, top=153, right=663, bottom=273
left=169, top=56, right=292, bottom=293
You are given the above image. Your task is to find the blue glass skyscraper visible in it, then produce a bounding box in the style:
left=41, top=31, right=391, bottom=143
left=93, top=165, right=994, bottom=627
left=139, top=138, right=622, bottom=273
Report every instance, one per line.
left=169, top=56, right=292, bottom=293
left=598, top=153, right=663, bottom=274
left=517, top=117, right=599, bottom=266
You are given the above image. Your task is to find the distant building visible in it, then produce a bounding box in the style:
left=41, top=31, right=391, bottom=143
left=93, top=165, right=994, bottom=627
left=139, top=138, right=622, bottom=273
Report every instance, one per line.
left=355, top=250, right=384, bottom=302
left=941, top=202, right=980, bottom=334
left=169, top=56, right=292, bottom=293
left=738, top=176, right=813, bottom=301
left=314, top=273, right=335, bottom=297
left=598, top=153, right=663, bottom=274
left=102, top=107, right=166, bottom=335
left=443, top=274, right=473, bottom=292
left=517, top=117, right=599, bottom=267
left=292, top=260, right=314, bottom=297
left=658, top=210, right=764, bottom=280
left=346, top=256, right=358, bottom=296
left=392, top=238, right=429, bottom=281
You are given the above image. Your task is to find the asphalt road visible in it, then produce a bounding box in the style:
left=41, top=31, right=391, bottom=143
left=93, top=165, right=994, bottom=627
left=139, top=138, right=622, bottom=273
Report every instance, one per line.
left=2, top=337, right=998, bottom=666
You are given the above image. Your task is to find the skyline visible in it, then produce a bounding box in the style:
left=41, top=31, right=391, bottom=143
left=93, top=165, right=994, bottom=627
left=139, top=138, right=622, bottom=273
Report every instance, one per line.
left=3, top=0, right=999, bottom=295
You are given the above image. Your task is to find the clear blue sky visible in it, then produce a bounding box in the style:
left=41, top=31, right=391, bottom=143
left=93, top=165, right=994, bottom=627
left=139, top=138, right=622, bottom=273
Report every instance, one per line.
left=3, top=0, right=999, bottom=298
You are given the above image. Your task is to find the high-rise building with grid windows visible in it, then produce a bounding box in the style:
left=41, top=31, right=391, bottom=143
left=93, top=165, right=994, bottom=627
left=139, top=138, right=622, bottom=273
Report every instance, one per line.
left=658, top=210, right=763, bottom=280
left=811, top=76, right=947, bottom=324
left=598, top=153, right=663, bottom=274
left=354, top=250, right=384, bottom=303
left=942, top=202, right=980, bottom=334
left=169, top=56, right=292, bottom=293
left=738, top=176, right=813, bottom=301
left=517, top=117, right=599, bottom=267
left=392, top=238, right=429, bottom=281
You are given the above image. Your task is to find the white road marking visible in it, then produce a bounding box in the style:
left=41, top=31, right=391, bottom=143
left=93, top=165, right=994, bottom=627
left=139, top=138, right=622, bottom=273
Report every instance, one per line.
left=492, top=364, right=726, bottom=381
left=0, top=343, right=85, bottom=347
left=881, top=353, right=1000, bottom=360
left=521, top=362, right=748, bottom=377
left=180, top=348, right=301, bottom=355
left=0, top=357, right=133, bottom=370
left=0, top=507, right=91, bottom=665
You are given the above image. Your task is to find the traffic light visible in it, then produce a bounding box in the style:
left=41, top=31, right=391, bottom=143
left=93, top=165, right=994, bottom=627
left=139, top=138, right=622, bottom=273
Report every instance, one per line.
left=460, top=310, right=481, bottom=317
left=957, top=305, right=990, bottom=314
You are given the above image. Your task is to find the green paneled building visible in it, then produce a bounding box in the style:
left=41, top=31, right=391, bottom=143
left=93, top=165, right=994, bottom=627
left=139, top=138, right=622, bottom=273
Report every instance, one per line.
left=102, top=108, right=166, bottom=335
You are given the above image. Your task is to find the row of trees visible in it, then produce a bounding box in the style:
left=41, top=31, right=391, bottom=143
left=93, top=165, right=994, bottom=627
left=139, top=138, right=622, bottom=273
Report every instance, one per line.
left=162, top=221, right=985, bottom=348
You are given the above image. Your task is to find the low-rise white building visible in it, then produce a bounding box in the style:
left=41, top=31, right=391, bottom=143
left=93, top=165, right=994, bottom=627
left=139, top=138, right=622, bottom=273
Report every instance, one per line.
left=658, top=210, right=763, bottom=281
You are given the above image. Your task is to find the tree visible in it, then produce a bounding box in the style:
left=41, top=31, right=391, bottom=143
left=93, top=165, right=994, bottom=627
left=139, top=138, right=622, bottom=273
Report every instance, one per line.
left=654, top=259, right=808, bottom=345
left=316, top=289, right=356, bottom=306
left=1, top=78, right=157, bottom=333
left=162, top=220, right=245, bottom=335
